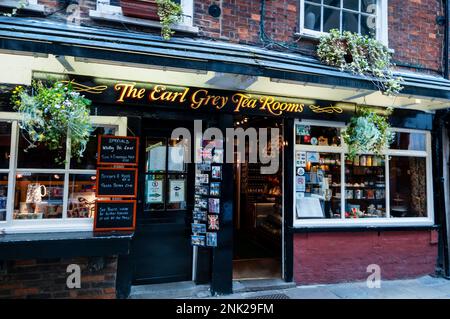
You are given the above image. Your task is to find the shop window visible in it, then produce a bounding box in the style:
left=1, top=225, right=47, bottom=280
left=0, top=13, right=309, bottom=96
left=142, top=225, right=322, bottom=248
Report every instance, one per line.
left=296, top=152, right=341, bottom=219
left=344, top=155, right=386, bottom=218
left=0, top=173, right=8, bottom=222
left=144, top=137, right=187, bottom=211
left=294, top=121, right=432, bottom=227
left=300, top=0, right=388, bottom=45
left=70, top=126, right=116, bottom=169
left=0, top=115, right=126, bottom=231
left=67, top=174, right=97, bottom=219
left=14, top=173, right=64, bottom=220
left=389, top=156, right=427, bottom=218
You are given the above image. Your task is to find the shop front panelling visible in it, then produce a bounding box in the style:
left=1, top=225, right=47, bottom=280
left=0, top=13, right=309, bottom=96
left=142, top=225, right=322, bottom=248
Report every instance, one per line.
left=293, top=230, right=438, bottom=284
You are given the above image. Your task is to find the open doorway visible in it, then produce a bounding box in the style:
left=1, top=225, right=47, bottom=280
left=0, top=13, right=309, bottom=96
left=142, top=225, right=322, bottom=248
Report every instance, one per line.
left=232, top=116, right=283, bottom=280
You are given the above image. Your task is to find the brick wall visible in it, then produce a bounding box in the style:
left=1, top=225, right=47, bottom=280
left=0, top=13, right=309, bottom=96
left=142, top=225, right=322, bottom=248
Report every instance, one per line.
left=293, top=231, right=438, bottom=285
left=0, top=256, right=118, bottom=299
left=32, top=0, right=445, bottom=75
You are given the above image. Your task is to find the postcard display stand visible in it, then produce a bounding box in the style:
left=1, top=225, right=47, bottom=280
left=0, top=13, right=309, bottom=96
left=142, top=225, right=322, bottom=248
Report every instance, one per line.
left=94, top=135, right=139, bottom=232
left=191, top=139, right=224, bottom=248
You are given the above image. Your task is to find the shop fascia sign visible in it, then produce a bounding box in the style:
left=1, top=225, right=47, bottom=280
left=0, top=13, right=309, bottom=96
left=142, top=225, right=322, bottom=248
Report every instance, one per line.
left=33, top=73, right=355, bottom=118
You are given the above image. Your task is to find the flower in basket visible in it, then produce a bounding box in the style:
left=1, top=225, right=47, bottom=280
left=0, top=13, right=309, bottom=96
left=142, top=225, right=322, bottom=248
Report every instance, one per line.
left=11, top=81, right=93, bottom=163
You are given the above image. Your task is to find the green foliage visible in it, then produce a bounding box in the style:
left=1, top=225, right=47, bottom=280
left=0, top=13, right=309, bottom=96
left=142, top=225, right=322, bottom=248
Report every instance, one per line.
left=156, top=0, right=183, bottom=40
left=11, top=81, right=93, bottom=163
left=317, top=29, right=403, bottom=95
left=342, top=107, right=395, bottom=159
left=1, top=0, right=28, bottom=17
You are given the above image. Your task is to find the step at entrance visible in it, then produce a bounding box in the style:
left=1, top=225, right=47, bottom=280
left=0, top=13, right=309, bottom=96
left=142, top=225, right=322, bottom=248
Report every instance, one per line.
left=129, top=281, right=210, bottom=299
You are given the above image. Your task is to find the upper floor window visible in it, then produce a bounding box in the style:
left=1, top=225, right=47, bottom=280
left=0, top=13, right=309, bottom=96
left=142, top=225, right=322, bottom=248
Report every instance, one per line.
left=300, top=0, right=388, bottom=45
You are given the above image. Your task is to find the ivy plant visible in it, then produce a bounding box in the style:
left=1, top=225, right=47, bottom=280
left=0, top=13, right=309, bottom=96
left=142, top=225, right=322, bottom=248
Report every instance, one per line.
left=317, top=29, right=403, bottom=95
left=156, top=0, right=183, bottom=40
left=342, top=107, right=395, bottom=159
left=11, top=81, right=93, bottom=163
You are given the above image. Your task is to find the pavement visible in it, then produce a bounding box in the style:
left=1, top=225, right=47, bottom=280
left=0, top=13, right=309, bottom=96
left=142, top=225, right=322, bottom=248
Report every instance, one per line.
left=129, top=275, right=450, bottom=299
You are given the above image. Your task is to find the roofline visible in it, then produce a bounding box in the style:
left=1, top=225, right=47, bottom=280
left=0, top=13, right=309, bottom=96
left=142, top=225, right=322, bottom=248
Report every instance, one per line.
left=1, top=17, right=450, bottom=100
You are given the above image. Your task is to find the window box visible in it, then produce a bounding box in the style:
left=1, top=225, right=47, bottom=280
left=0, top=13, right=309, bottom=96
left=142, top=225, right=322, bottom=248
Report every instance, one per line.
left=120, top=0, right=160, bottom=21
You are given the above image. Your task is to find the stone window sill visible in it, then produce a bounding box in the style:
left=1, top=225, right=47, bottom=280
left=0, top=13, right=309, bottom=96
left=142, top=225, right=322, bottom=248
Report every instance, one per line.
left=89, top=10, right=199, bottom=35
left=0, top=0, right=45, bottom=13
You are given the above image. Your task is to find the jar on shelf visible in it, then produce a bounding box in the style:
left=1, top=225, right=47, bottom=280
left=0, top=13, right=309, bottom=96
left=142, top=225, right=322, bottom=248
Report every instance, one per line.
left=353, top=155, right=360, bottom=166
left=367, top=156, right=372, bottom=166
left=360, top=155, right=367, bottom=166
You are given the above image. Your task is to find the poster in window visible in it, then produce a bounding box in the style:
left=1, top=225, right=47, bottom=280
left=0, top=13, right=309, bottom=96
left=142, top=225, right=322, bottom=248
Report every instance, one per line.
left=209, top=182, right=220, bottom=196
left=147, top=180, right=163, bottom=203
left=296, top=176, right=306, bottom=192
left=306, top=152, right=320, bottom=163
left=296, top=151, right=307, bottom=167
left=195, top=195, right=208, bottom=209
left=191, top=235, right=205, bottom=246
left=195, top=174, right=209, bottom=185
left=148, top=146, right=166, bottom=172
left=212, top=149, right=224, bottom=163
left=208, top=214, right=220, bottom=231
left=208, top=198, right=220, bottom=214
left=296, top=125, right=310, bottom=136
left=206, top=232, right=217, bottom=247
left=211, top=165, right=222, bottom=180
left=168, top=145, right=185, bottom=172
left=193, top=209, right=207, bottom=221
left=169, top=179, right=185, bottom=203
left=192, top=223, right=206, bottom=234
left=296, top=194, right=324, bottom=218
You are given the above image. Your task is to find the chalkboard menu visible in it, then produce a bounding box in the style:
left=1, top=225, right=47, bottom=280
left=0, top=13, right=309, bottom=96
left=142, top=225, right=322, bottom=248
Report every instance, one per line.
left=94, top=200, right=136, bottom=231
left=96, top=168, right=138, bottom=197
left=98, top=135, right=139, bottom=165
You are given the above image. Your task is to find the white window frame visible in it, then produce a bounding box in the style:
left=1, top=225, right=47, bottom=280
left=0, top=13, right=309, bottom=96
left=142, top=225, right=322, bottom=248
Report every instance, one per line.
left=95, top=0, right=194, bottom=26
left=299, top=0, right=388, bottom=46
left=293, top=119, right=434, bottom=228
left=0, top=113, right=127, bottom=234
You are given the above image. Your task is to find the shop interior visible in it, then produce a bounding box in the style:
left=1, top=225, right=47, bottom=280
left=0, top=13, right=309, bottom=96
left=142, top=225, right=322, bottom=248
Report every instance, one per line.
left=232, top=116, right=283, bottom=280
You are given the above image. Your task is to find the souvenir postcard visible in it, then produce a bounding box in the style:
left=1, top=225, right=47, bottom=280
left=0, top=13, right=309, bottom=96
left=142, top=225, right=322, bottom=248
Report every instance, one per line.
left=207, top=214, right=219, bottom=231
left=191, top=235, right=205, bottom=246
left=206, top=232, right=217, bottom=247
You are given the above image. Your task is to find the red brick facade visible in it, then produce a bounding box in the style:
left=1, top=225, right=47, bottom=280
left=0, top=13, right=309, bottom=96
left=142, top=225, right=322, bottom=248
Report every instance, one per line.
left=0, top=256, right=118, bottom=299
left=293, top=231, right=438, bottom=285
left=32, top=0, right=446, bottom=76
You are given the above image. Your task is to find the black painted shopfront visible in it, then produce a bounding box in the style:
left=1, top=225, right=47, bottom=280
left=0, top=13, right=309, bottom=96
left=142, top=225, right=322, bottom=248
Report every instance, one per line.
left=4, top=73, right=436, bottom=297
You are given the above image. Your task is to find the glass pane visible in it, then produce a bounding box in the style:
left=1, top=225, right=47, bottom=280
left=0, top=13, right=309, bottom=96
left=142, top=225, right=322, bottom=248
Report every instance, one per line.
left=71, top=126, right=116, bottom=169
left=361, top=14, right=376, bottom=37
left=343, top=11, right=359, bottom=33
left=145, top=174, right=165, bottom=210
left=324, top=0, right=341, bottom=7
left=361, top=0, right=377, bottom=13
left=304, top=4, right=321, bottom=31
left=390, top=132, right=426, bottom=151
left=0, top=122, right=11, bottom=169
left=389, top=157, right=427, bottom=217
left=295, top=124, right=341, bottom=146
left=344, top=155, right=386, bottom=218
left=0, top=173, right=8, bottom=221
left=146, top=138, right=167, bottom=173
left=295, top=152, right=342, bottom=219
left=323, top=7, right=341, bottom=33
left=343, top=0, right=359, bottom=10
left=14, top=173, right=64, bottom=219
left=305, top=0, right=321, bottom=3
left=110, top=0, right=121, bottom=5
left=168, top=138, right=187, bottom=172
left=167, top=174, right=187, bottom=210
left=17, top=129, right=66, bottom=169
left=68, top=174, right=97, bottom=218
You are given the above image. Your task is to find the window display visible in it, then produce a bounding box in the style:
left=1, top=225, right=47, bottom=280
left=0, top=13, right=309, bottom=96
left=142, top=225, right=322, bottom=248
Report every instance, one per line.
left=68, top=174, right=97, bottom=218
left=0, top=173, right=8, bottom=221
left=294, top=121, right=431, bottom=225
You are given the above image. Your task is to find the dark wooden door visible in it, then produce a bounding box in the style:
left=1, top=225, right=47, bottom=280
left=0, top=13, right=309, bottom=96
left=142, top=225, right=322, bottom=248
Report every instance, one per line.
left=131, top=119, right=194, bottom=285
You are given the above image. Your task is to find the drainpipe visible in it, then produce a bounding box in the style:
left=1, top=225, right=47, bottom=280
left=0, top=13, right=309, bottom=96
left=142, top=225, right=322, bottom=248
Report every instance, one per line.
left=444, top=0, right=449, bottom=79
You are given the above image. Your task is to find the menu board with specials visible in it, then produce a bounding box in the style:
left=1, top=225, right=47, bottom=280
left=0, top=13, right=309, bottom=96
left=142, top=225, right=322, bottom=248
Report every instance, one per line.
left=94, top=200, right=136, bottom=231
left=98, top=135, right=139, bottom=166
left=96, top=168, right=138, bottom=197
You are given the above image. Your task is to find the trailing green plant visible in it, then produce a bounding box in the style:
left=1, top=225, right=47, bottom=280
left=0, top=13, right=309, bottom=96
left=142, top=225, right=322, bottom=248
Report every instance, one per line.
left=317, top=29, right=403, bottom=95
left=156, top=0, right=183, bottom=40
left=11, top=81, right=93, bottom=163
left=1, top=0, right=28, bottom=17
left=342, top=107, right=395, bottom=159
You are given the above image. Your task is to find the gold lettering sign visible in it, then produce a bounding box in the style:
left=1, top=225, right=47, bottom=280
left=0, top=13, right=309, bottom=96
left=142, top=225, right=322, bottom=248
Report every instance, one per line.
left=79, top=81, right=345, bottom=117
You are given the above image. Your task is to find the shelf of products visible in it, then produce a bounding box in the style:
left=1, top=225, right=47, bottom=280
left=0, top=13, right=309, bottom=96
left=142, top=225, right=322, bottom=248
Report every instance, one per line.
left=344, top=155, right=386, bottom=218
